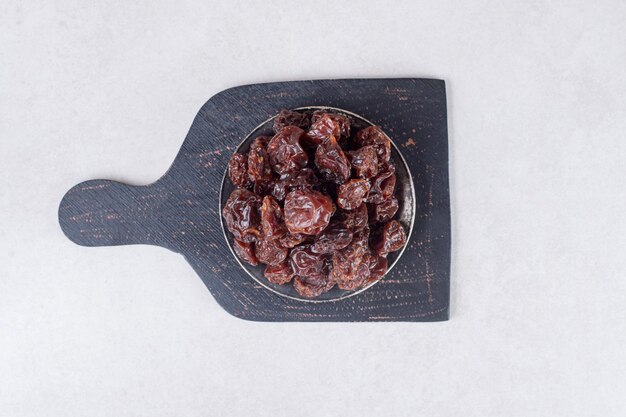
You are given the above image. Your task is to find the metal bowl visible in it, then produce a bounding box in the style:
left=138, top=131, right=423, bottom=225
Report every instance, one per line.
left=219, top=106, right=415, bottom=303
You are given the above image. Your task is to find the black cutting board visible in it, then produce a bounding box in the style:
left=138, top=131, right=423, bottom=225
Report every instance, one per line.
left=58, top=78, right=451, bottom=322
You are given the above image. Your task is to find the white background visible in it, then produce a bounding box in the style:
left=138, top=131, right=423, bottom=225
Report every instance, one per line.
left=2, top=1, right=625, bottom=416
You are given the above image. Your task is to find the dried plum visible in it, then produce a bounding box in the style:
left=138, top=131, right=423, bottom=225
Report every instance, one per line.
left=271, top=168, right=319, bottom=201
left=315, top=135, right=351, bottom=184
left=261, top=195, right=287, bottom=240
left=232, top=239, right=259, bottom=266
left=349, top=145, right=378, bottom=179
left=336, top=203, right=368, bottom=231
left=264, top=261, right=295, bottom=285
left=353, top=126, right=391, bottom=162
left=255, top=238, right=288, bottom=265
left=289, top=244, right=329, bottom=280
left=366, top=255, right=388, bottom=285
left=228, top=153, right=249, bottom=187
left=331, top=231, right=370, bottom=289
left=306, top=112, right=350, bottom=145
left=368, top=196, right=399, bottom=223
left=311, top=111, right=350, bottom=139
left=284, top=189, right=334, bottom=235
left=311, top=221, right=353, bottom=254
left=267, top=126, right=308, bottom=175
left=370, top=220, right=407, bottom=256
left=222, top=109, right=406, bottom=298
left=337, top=256, right=370, bottom=291
left=273, top=109, right=310, bottom=133
left=365, top=166, right=396, bottom=204
left=337, top=179, right=371, bottom=210
left=293, top=275, right=334, bottom=298
left=247, top=136, right=273, bottom=183
left=277, top=232, right=307, bottom=249
left=222, top=189, right=262, bottom=243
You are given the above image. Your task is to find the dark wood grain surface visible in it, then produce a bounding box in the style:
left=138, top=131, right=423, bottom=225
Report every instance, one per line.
left=58, top=79, right=450, bottom=321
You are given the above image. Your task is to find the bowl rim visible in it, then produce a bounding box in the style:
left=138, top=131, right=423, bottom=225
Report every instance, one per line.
left=219, top=106, right=416, bottom=303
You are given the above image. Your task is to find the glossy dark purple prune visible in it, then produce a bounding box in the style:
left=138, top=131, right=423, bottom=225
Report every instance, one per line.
left=255, top=238, right=288, bottom=265
left=273, top=109, right=310, bottom=133
left=331, top=229, right=370, bottom=290
left=271, top=168, right=319, bottom=201
left=370, top=220, right=407, bottom=256
left=264, top=261, right=295, bottom=285
left=228, top=153, right=249, bottom=187
left=337, top=179, right=371, bottom=210
left=311, top=111, right=351, bottom=139
left=348, top=145, right=378, bottom=179
left=223, top=109, right=406, bottom=298
left=352, top=226, right=370, bottom=249
left=293, top=275, right=335, bottom=298
left=267, top=126, right=308, bottom=175
left=247, top=136, right=273, bottom=183
left=368, top=196, right=399, bottom=223
left=353, top=126, right=391, bottom=162
left=306, top=112, right=350, bottom=145
left=365, top=255, right=388, bottom=285
left=310, top=221, right=353, bottom=254
left=222, top=189, right=262, bottom=243
left=277, top=232, right=307, bottom=249
left=315, top=135, right=351, bottom=184
left=232, top=239, right=259, bottom=266
left=289, top=244, right=329, bottom=282
left=260, top=195, right=287, bottom=240
left=336, top=203, right=368, bottom=231
left=365, top=166, right=396, bottom=204
left=252, top=178, right=275, bottom=196
left=284, top=189, right=334, bottom=235
left=336, top=254, right=371, bottom=291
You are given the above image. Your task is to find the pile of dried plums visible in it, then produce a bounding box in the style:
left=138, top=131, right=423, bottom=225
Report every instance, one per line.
left=222, top=109, right=407, bottom=298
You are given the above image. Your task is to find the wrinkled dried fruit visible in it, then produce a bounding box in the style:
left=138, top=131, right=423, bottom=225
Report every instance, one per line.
left=273, top=109, right=310, bottom=133
left=371, top=220, right=407, bottom=256
left=293, top=275, right=335, bottom=298
left=311, top=111, right=351, bottom=139
left=368, top=196, right=399, bottom=223
left=336, top=203, right=368, bottom=231
left=228, top=153, right=249, bottom=187
left=222, top=109, right=405, bottom=297
left=290, top=244, right=329, bottom=282
left=271, top=168, right=319, bottom=201
left=222, top=189, right=262, bottom=242
left=337, top=255, right=371, bottom=290
left=264, top=261, right=295, bottom=285
left=255, top=238, right=288, bottom=265
left=267, top=126, right=308, bottom=175
left=349, top=145, right=378, bottom=179
left=311, top=221, right=353, bottom=254
left=353, top=126, right=391, bottom=162
left=232, top=239, right=259, bottom=266
left=247, top=136, right=273, bottom=183
left=315, top=135, right=351, bottom=184
left=252, top=178, right=275, bottom=196
left=306, top=112, right=350, bottom=145
left=366, top=167, right=396, bottom=204
left=366, top=255, right=388, bottom=285
left=331, top=232, right=370, bottom=289
left=352, top=226, right=370, bottom=248
left=284, top=189, right=334, bottom=235
left=261, top=196, right=287, bottom=240
left=277, top=232, right=307, bottom=249
left=337, top=179, right=371, bottom=210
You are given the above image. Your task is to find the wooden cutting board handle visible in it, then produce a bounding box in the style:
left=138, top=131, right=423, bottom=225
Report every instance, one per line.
left=59, top=179, right=167, bottom=248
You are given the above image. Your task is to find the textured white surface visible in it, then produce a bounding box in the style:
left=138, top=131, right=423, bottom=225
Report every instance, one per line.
left=1, top=1, right=625, bottom=416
